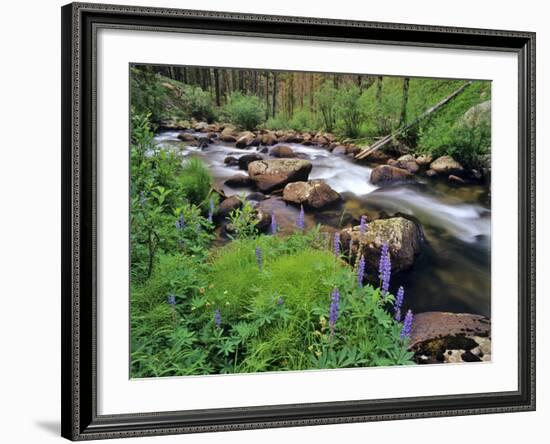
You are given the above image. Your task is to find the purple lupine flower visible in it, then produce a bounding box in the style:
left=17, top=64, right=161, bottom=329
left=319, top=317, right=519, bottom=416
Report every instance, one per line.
left=394, top=286, right=405, bottom=321
left=214, top=309, right=222, bottom=328
left=167, top=294, right=176, bottom=306
left=208, top=198, right=215, bottom=222
left=357, top=256, right=365, bottom=288
left=378, top=243, right=391, bottom=295
left=255, top=246, right=263, bottom=270
left=270, top=213, right=277, bottom=235
left=175, top=211, right=185, bottom=230
left=297, top=205, right=305, bottom=231
left=329, top=288, right=340, bottom=338
left=401, top=309, right=414, bottom=339
left=139, top=191, right=146, bottom=208
left=333, top=232, right=341, bottom=257
left=277, top=297, right=284, bottom=306
left=359, top=215, right=367, bottom=234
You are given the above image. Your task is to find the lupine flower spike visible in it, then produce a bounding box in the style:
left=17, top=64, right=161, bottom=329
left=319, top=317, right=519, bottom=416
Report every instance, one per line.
left=255, top=246, right=263, bottom=271
left=357, top=256, right=366, bottom=288
left=401, top=309, right=414, bottom=339
left=270, top=214, right=277, bottom=235
left=297, top=205, right=305, bottom=231
left=139, top=191, right=146, bottom=208
left=214, top=309, right=222, bottom=329
left=277, top=297, right=284, bottom=306
left=208, top=198, right=215, bottom=222
left=175, top=211, right=185, bottom=230
left=394, top=286, right=405, bottom=321
left=359, top=215, right=367, bottom=234
left=329, top=288, right=340, bottom=338
left=378, top=243, right=391, bottom=295
left=333, top=232, right=341, bottom=257
left=167, top=294, right=176, bottom=306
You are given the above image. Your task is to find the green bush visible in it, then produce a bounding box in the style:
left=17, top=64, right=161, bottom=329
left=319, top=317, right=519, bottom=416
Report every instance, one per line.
left=335, top=84, right=362, bottom=138
left=315, top=82, right=337, bottom=132
left=224, top=92, right=266, bottom=130
left=289, top=109, right=316, bottom=132
left=265, top=115, right=290, bottom=130
left=182, top=85, right=217, bottom=122
left=178, top=157, right=212, bottom=206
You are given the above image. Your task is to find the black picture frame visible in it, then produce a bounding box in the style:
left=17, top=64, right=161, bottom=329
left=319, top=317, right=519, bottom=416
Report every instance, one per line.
left=61, top=2, right=536, bottom=440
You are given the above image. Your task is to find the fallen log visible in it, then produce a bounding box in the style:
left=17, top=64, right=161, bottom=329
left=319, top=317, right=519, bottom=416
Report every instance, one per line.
left=355, top=81, right=473, bottom=160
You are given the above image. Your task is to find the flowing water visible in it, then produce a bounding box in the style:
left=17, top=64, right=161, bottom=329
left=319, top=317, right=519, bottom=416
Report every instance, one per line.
left=154, top=131, right=491, bottom=317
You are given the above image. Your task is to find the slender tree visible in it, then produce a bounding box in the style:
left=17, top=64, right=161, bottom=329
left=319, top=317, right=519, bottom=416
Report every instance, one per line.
left=399, top=77, right=410, bottom=127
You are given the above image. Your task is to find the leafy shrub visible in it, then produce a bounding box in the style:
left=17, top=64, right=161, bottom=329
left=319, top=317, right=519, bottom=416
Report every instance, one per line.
left=224, top=92, right=266, bottom=130
left=289, top=109, right=316, bottom=132
left=265, top=115, right=290, bottom=130
left=182, top=86, right=217, bottom=122
left=315, top=82, right=337, bottom=132
left=178, top=157, right=212, bottom=206
left=335, top=84, right=362, bottom=138
left=227, top=198, right=259, bottom=240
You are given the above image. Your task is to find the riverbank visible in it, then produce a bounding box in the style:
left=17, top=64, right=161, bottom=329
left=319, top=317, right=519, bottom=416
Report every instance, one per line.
left=151, top=120, right=492, bottom=365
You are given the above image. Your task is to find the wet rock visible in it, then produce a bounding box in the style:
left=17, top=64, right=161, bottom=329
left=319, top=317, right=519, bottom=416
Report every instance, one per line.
left=448, top=174, right=466, bottom=185
left=346, top=145, right=361, bottom=156
left=340, top=217, right=422, bottom=274
left=415, top=153, right=433, bottom=167
left=254, top=206, right=273, bottom=233
left=246, top=192, right=267, bottom=202
left=361, top=150, right=392, bottom=164
left=220, top=134, right=237, bottom=143
left=197, top=136, right=210, bottom=149
left=393, top=154, right=420, bottom=173
left=425, top=169, right=438, bottom=177
left=282, top=180, right=341, bottom=209
left=248, top=159, right=313, bottom=193
left=370, top=165, right=414, bottom=186
left=236, top=131, right=257, bottom=148
left=409, top=312, right=491, bottom=348
left=218, top=195, right=242, bottom=217
left=261, top=132, right=277, bottom=145
left=259, top=146, right=269, bottom=154
left=430, top=155, right=464, bottom=176
left=192, top=121, right=209, bottom=132
left=224, top=156, right=238, bottom=166
left=270, top=145, right=296, bottom=158
left=279, top=132, right=303, bottom=144
left=461, top=101, right=491, bottom=129
left=238, top=153, right=264, bottom=170
left=224, top=174, right=253, bottom=187
left=331, top=145, right=347, bottom=155
left=177, top=132, right=196, bottom=142
left=160, top=119, right=190, bottom=130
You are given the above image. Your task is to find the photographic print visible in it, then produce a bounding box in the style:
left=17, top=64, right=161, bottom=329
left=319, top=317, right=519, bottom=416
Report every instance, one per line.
left=129, top=64, right=492, bottom=378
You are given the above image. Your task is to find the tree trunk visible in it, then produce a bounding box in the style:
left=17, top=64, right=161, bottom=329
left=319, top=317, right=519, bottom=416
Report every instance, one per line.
left=272, top=72, right=277, bottom=117
left=399, top=77, right=410, bottom=128
left=213, top=69, right=221, bottom=106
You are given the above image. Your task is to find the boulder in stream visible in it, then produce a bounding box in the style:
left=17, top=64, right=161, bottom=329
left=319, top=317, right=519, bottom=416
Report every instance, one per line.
left=218, top=195, right=243, bottom=218
left=340, top=216, right=422, bottom=274
left=430, top=155, right=464, bottom=176
left=248, top=159, right=313, bottom=193
left=236, top=131, right=258, bottom=148
left=238, top=153, right=264, bottom=170
left=409, top=312, right=491, bottom=364
left=282, top=180, right=341, bottom=209
left=388, top=154, right=420, bottom=174
left=270, top=145, right=296, bottom=158
left=370, top=165, right=414, bottom=186
left=224, top=174, right=253, bottom=188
